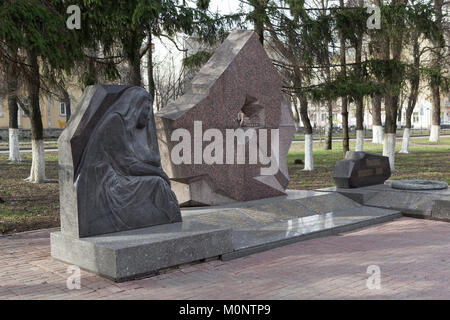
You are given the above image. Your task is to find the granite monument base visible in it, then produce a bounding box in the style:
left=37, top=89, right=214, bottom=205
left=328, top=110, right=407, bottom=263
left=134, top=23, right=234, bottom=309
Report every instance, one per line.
left=51, top=190, right=401, bottom=281
left=51, top=223, right=232, bottom=282
left=319, top=183, right=450, bottom=222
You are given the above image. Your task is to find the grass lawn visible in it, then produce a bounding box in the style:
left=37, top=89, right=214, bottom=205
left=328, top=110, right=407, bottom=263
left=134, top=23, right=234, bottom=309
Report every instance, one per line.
left=288, top=139, right=449, bottom=190
left=0, top=152, right=59, bottom=234
left=0, top=139, right=449, bottom=234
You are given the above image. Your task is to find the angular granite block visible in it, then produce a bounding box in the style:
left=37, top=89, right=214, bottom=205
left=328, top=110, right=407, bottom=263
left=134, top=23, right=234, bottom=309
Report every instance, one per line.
left=333, top=152, right=391, bottom=188
left=156, top=30, right=295, bottom=206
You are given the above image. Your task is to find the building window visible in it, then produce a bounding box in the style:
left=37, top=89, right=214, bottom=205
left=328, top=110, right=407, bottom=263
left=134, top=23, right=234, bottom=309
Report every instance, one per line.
left=60, top=102, right=67, bottom=116
left=413, top=112, right=419, bottom=123
left=0, top=100, right=3, bottom=117
left=321, top=113, right=326, bottom=122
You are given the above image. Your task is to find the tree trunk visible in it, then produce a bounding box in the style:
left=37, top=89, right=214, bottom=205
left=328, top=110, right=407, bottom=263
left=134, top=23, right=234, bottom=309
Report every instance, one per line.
left=61, top=87, right=71, bottom=122
left=147, top=30, right=155, bottom=100
left=324, top=36, right=333, bottom=150
left=397, top=105, right=402, bottom=123
left=128, top=33, right=143, bottom=87
left=250, top=0, right=266, bottom=44
left=400, top=34, right=420, bottom=154
left=86, top=56, right=98, bottom=86
left=298, top=92, right=313, bottom=171
left=292, top=96, right=300, bottom=131
left=370, top=0, right=384, bottom=145
left=339, top=0, right=349, bottom=156
left=383, top=93, right=398, bottom=171
left=429, top=0, right=443, bottom=142
left=371, top=95, right=383, bottom=143
left=325, top=100, right=333, bottom=150
left=355, top=95, right=364, bottom=152
left=382, top=28, right=396, bottom=170
left=355, top=24, right=364, bottom=152
left=26, top=50, right=46, bottom=183
left=355, top=95, right=365, bottom=152
left=340, top=95, right=349, bottom=156
left=130, top=53, right=142, bottom=87
left=430, top=86, right=440, bottom=142
left=6, top=52, right=21, bottom=162
left=383, top=3, right=404, bottom=171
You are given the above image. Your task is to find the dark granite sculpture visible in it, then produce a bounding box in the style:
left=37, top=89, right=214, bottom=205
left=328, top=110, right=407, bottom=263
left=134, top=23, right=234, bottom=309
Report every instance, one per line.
left=58, top=85, right=181, bottom=238
left=333, top=151, right=391, bottom=188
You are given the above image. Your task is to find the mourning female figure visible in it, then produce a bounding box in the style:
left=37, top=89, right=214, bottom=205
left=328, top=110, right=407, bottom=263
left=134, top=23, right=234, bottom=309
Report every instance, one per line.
left=75, top=86, right=181, bottom=236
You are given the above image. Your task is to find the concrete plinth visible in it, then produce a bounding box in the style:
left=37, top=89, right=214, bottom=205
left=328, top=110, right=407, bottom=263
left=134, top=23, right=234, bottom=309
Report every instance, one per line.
left=51, top=222, right=233, bottom=282
left=319, top=183, right=450, bottom=221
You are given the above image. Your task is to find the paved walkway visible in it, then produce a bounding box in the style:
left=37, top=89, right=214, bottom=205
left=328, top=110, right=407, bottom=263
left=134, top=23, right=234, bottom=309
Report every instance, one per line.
left=0, top=217, right=449, bottom=300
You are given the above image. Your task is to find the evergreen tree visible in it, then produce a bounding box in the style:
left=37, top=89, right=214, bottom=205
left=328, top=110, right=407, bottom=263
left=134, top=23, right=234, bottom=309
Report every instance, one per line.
left=0, top=0, right=83, bottom=182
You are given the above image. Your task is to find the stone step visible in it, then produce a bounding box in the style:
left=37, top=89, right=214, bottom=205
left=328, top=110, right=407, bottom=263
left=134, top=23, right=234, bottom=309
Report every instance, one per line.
left=222, top=206, right=401, bottom=261
left=322, top=184, right=450, bottom=221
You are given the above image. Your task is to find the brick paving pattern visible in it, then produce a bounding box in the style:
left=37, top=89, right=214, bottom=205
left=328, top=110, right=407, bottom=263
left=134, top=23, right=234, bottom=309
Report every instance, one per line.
left=0, top=217, right=449, bottom=300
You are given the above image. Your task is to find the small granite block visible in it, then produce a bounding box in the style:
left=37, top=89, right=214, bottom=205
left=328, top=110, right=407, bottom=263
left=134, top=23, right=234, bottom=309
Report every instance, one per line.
left=51, top=222, right=233, bottom=282
left=333, top=152, right=391, bottom=188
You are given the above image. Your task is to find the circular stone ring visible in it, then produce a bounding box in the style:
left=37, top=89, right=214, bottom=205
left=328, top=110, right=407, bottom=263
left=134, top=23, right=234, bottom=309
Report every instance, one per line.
left=387, top=180, right=448, bottom=190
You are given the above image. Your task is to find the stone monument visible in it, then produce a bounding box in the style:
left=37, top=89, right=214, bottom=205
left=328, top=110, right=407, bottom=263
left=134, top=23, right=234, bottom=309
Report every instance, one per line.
left=51, top=85, right=232, bottom=281
left=57, top=85, right=181, bottom=238
left=333, top=151, right=391, bottom=188
left=50, top=34, right=403, bottom=282
left=156, top=30, right=296, bottom=206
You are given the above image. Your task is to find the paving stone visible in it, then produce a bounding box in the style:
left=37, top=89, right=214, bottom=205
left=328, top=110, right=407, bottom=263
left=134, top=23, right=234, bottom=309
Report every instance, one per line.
left=1, top=217, right=448, bottom=299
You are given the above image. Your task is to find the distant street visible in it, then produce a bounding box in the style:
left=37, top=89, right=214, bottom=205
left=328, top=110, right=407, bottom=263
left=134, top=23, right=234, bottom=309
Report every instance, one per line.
left=0, top=135, right=448, bottom=154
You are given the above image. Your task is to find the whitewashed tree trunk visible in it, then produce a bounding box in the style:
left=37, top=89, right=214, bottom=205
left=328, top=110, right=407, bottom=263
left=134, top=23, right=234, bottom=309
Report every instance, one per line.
left=383, top=133, right=396, bottom=171
left=399, top=128, right=410, bottom=153
left=8, top=128, right=21, bottom=162
left=355, top=130, right=364, bottom=151
left=303, top=134, right=314, bottom=171
left=25, top=139, right=46, bottom=183
left=294, top=121, right=299, bottom=132
left=429, top=125, right=440, bottom=142
left=372, top=125, right=383, bottom=144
